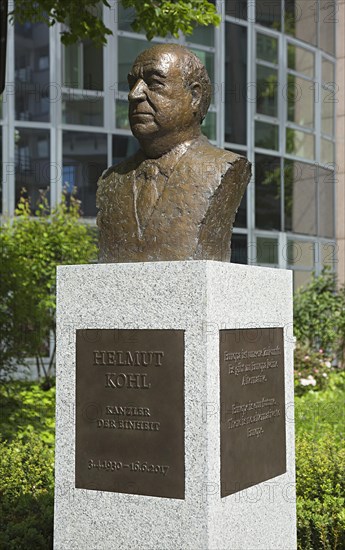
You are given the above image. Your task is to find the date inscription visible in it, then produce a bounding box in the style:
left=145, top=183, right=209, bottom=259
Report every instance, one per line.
left=88, top=459, right=169, bottom=476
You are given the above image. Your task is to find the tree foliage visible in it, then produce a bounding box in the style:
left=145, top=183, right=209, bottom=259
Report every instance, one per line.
left=10, top=0, right=221, bottom=45
left=10, top=0, right=111, bottom=46
left=121, top=0, right=221, bottom=41
left=0, top=194, right=97, bottom=382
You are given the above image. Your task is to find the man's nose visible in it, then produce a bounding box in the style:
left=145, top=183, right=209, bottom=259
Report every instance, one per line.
left=128, top=79, right=147, bottom=101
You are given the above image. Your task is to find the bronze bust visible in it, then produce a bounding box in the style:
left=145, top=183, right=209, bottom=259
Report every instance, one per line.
left=97, top=44, right=251, bottom=262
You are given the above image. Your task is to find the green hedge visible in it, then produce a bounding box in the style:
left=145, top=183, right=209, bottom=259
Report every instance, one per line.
left=295, top=372, right=345, bottom=549
left=0, top=436, right=54, bottom=549
left=1, top=375, right=344, bottom=549
left=0, top=382, right=55, bottom=549
left=296, top=435, right=345, bottom=549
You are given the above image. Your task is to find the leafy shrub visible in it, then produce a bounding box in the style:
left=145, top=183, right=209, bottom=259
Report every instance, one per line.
left=296, top=435, right=345, bottom=550
left=0, top=193, right=97, bottom=382
left=295, top=372, right=345, bottom=549
left=293, top=268, right=345, bottom=362
left=294, top=345, right=338, bottom=396
left=0, top=381, right=55, bottom=445
left=0, top=380, right=55, bottom=549
left=0, top=435, right=54, bottom=550
left=295, top=372, right=345, bottom=444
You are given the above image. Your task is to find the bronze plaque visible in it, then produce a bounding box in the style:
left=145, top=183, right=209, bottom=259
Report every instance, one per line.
left=75, top=329, right=185, bottom=499
left=220, top=328, right=286, bottom=497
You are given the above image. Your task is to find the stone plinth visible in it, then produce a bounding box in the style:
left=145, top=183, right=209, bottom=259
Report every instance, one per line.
left=54, top=261, right=297, bottom=550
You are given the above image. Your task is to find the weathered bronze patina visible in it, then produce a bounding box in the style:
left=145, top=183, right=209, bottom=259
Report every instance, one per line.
left=220, top=328, right=286, bottom=497
left=75, top=329, right=185, bottom=498
left=97, top=43, right=251, bottom=262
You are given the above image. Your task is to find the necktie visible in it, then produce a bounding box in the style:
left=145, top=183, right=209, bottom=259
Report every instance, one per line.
left=133, top=162, right=167, bottom=239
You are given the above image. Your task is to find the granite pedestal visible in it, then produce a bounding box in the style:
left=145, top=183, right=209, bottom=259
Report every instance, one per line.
left=54, top=261, right=297, bottom=549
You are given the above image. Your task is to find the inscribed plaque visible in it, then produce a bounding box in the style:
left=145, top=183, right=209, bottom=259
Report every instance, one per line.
left=220, top=328, right=286, bottom=496
left=75, top=329, right=185, bottom=499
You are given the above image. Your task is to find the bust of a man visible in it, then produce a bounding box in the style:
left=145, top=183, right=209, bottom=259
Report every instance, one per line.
left=97, top=43, right=251, bottom=262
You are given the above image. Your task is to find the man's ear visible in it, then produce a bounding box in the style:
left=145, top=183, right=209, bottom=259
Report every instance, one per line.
left=190, top=82, right=202, bottom=111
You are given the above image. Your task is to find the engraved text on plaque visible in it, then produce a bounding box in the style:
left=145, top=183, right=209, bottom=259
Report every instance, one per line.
left=75, top=329, right=185, bottom=499
left=220, top=328, right=286, bottom=497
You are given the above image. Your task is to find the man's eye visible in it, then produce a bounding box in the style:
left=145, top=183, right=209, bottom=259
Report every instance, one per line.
left=148, top=79, right=164, bottom=89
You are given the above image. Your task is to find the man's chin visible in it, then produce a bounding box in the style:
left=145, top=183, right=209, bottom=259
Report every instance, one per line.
left=130, top=123, right=159, bottom=140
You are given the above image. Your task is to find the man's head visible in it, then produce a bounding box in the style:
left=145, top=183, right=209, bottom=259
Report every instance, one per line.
left=127, top=44, right=212, bottom=157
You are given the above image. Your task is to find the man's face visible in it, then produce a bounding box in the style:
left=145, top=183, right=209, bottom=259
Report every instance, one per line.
left=128, top=51, right=197, bottom=142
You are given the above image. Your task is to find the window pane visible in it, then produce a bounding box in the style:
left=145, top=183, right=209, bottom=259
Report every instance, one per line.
left=286, top=240, right=314, bottom=267
left=202, top=111, right=216, bottom=140
left=187, top=25, right=214, bottom=46
left=255, top=121, right=279, bottom=150
left=63, top=40, right=103, bottom=91
left=257, top=33, right=278, bottom=64
left=319, top=0, right=336, bottom=55
left=83, top=40, right=104, bottom=90
left=63, top=131, right=107, bottom=217
left=15, top=128, right=50, bottom=211
left=284, top=160, right=317, bottom=235
left=322, top=59, right=335, bottom=84
left=255, top=154, right=281, bottom=230
left=256, top=237, right=279, bottom=264
left=320, top=139, right=334, bottom=164
left=320, top=242, right=337, bottom=267
left=256, top=0, right=281, bottom=30
left=64, top=43, right=82, bottom=88
left=287, top=75, right=314, bottom=128
left=286, top=128, right=314, bottom=160
left=116, top=99, right=130, bottom=130
left=225, top=0, right=247, bottom=20
left=225, top=23, right=247, bottom=144
left=293, top=270, right=313, bottom=290
left=112, top=135, right=139, bottom=165
left=15, top=23, right=50, bottom=122
left=256, top=65, right=278, bottom=117
left=231, top=234, right=247, bottom=264
left=62, top=94, right=103, bottom=126
left=321, top=87, right=335, bottom=136
left=118, top=37, right=153, bottom=92
left=118, top=3, right=136, bottom=32
left=318, top=168, right=335, bottom=238
left=287, top=44, right=314, bottom=77
left=284, top=0, right=317, bottom=46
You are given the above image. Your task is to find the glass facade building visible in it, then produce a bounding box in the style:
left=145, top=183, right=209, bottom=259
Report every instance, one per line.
left=1, top=0, right=343, bottom=289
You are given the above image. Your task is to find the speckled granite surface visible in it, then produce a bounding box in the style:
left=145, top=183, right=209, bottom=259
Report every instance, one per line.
left=54, top=261, right=296, bottom=550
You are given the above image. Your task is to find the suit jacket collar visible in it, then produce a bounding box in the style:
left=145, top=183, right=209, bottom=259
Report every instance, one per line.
left=136, top=136, right=207, bottom=179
